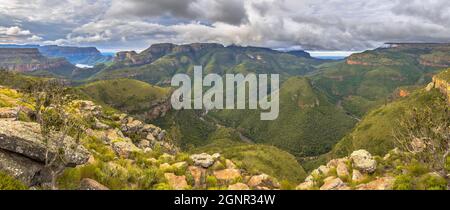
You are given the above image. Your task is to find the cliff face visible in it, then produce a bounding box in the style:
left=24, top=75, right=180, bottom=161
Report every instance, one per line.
left=429, top=69, right=450, bottom=105
left=0, top=44, right=112, bottom=66
left=114, top=43, right=224, bottom=66
left=39, top=45, right=112, bottom=66
left=0, top=48, right=74, bottom=73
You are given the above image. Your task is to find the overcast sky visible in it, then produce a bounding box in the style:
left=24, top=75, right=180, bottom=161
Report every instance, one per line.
left=0, top=0, right=449, bottom=51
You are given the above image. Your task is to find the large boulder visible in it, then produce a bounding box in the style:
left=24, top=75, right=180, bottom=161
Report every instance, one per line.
left=350, top=150, right=377, bottom=173
left=0, top=120, right=90, bottom=166
left=0, top=149, right=48, bottom=186
left=190, top=153, right=219, bottom=168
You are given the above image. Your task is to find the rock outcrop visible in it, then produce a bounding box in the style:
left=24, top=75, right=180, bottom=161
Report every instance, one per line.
left=0, top=48, right=75, bottom=73
left=0, top=119, right=90, bottom=187
left=427, top=69, right=450, bottom=105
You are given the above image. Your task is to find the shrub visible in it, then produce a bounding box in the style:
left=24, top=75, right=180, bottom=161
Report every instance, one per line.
left=393, top=174, right=414, bottom=190
left=417, top=173, right=447, bottom=190
left=206, top=176, right=218, bottom=188
left=0, top=172, right=28, bottom=190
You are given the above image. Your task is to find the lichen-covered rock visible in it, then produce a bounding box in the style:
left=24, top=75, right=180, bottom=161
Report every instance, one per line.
left=350, top=150, right=377, bottom=173
left=79, top=178, right=109, bottom=190
left=0, top=149, right=47, bottom=186
left=0, top=120, right=90, bottom=166
left=228, top=183, right=250, bottom=190
left=164, top=173, right=188, bottom=190
left=190, top=153, right=217, bottom=168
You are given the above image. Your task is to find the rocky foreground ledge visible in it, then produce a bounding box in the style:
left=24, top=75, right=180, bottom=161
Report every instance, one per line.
left=297, top=149, right=449, bottom=190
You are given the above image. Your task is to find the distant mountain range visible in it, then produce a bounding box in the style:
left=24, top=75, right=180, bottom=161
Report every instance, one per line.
left=0, top=44, right=112, bottom=66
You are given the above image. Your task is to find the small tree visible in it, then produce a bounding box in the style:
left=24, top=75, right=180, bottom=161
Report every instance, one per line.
left=394, top=106, right=450, bottom=176
left=25, top=80, right=84, bottom=189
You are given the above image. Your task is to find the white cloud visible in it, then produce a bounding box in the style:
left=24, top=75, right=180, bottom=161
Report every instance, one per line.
left=1, top=0, right=449, bottom=50
left=0, top=26, right=31, bottom=36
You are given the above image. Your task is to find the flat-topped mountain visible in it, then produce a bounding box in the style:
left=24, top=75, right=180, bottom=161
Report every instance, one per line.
left=0, top=48, right=74, bottom=74
left=0, top=44, right=112, bottom=66
left=96, top=43, right=323, bottom=85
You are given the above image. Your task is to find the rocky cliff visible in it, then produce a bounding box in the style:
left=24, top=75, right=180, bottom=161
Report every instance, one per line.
left=427, top=69, right=450, bottom=105
left=38, top=45, right=112, bottom=66
left=0, top=48, right=75, bottom=73
left=0, top=44, right=112, bottom=66
left=113, top=43, right=224, bottom=66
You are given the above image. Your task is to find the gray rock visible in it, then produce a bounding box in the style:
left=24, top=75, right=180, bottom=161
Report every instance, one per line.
left=350, top=150, right=377, bottom=173
left=190, top=153, right=217, bottom=168
left=0, top=120, right=90, bottom=166
left=0, top=149, right=48, bottom=186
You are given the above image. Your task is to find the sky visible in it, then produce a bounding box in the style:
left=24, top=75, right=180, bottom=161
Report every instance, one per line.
left=0, top=0, right=449, bottom=52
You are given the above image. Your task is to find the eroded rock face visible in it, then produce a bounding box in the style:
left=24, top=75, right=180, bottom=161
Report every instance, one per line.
left=0, top=149, right=48, bottom=186
left=350, top=150, right=377, bottom=173
left=0, top=120, right=90, bottom=166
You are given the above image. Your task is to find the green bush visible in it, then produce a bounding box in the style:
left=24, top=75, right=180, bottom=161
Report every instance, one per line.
left=393, top=174, right=414, bottom=190
left=0, top=172, right=28, bottom=190
left=417, top=173, right=447, bottom=190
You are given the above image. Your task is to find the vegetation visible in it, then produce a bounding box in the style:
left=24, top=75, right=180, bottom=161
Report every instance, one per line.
left=193, top=138, right=307, bottom=183
left=329, top=89, right=448, bottom=158
left=0, top=171, right=28, bottom=190
left=78, top=79, right=171, bottom=114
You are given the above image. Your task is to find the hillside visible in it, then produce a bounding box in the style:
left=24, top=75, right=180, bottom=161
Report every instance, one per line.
left=78, top=79, right=171, bottom=118
left=0, top=44, right=112, bottom=66
left=91, top=43, right=325, bottom=85
left=0, top=77, right=300, bottom=190
left=311, top=43, right=450, bottom=117
left=207, top=77, right=357, bottom=158
left=0, top=48, right=76, bottom=76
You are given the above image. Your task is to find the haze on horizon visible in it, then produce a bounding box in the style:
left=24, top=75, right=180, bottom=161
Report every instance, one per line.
left=0, top=0, right=449, bottom=52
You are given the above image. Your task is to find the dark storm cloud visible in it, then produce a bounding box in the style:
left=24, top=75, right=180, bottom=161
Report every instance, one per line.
left=107, top=0, right=248, bottom=25
left=0, top=0, right=449, bottom=50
